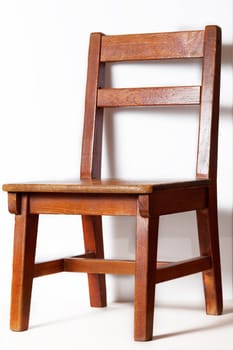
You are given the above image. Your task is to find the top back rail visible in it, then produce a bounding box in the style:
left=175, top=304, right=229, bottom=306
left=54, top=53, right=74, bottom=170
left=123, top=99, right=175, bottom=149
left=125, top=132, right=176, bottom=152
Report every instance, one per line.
left=100, top=31, right=204, bottom=62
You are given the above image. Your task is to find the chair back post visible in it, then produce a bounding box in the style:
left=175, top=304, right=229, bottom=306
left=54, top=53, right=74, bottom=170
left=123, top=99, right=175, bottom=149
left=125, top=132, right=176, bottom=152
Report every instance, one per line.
left=80, top=32, right=105, bottom=180
left=196, top=25, right=222, bottom=181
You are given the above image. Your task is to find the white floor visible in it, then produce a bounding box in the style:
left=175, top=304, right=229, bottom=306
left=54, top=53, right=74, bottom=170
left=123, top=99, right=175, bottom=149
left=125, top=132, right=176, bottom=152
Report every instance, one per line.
left=0, top=274, right=233, bottom=350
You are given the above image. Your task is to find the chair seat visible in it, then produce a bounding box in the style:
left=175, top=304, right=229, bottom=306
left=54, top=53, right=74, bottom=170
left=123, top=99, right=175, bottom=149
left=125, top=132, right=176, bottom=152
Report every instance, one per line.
left=3, top=177, right=209, bottom=194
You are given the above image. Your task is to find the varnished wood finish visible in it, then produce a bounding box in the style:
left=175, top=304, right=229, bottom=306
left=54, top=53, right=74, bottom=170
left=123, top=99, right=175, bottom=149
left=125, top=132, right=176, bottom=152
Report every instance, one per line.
left=196, top=26, right=222, bottom=179
left=29, top=193, right=137, bottom=216
left=7, top=192, right=21, bottom=214
left=34, top=253, right=96, bottom=278
left=64, top=257, right=135, bottom=275
left=34, top=256, right=211, bottom=282
left=101, top=30, right=204, bottom=62
left=196, top=184, right=223, bottom=315
left=3, top=177, right=209, bottom=194
left=155, top=256, right=212, bottom=283
left=34, top=259, right=64, bottom=278
left=10, top=195, right=38, bottom=331
left=148, top=185, right=208, bottom=216
left=134, top=204, right=159, bottom=341
left=97, top=86, right=201, bottom=107
left=80, top=32, right=104, bottom=180
left=81, top=215, right=106, bottom=307
left=3, top=26, right=222, bottom=341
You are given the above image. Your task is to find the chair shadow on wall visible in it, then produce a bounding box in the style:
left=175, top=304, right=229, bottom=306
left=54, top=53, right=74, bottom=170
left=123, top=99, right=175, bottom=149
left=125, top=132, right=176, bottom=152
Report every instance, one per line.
left=103, top=43, right=233, bottom=305
left=221, top=43, right=233, bottom=116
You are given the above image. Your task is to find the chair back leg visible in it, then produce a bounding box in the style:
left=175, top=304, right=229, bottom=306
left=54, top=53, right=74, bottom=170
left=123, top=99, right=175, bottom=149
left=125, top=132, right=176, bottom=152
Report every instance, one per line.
left=196, top=186, right=223, bottom=315
left=82, top=215, right=107, bottom=307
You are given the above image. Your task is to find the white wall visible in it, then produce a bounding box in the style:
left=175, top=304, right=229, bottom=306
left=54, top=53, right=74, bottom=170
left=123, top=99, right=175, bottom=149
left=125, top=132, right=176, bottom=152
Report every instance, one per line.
left=0, top=0, right=232, bottom=311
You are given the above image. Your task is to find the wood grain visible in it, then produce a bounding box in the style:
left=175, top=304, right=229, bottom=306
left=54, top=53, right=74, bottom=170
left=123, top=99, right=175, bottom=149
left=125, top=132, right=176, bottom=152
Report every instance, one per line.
left=196, top=184, right=223, bottom=315
left=134, top=204, right=159, bottom=341
left=3, top=26, right=222, bottom=341
left=64, top=258, right=135, bottom=275
left=196, top=26, right=221, bottom=178
left=34, top=259, right=64, bottom=277
left=3, top=178, right=209, bottom=194
left=82, top=215, right=107, bottom=307
left=10, top=195, right=38, bottom=331
left=29, top=193, right=137, bottom=216
left=155, top=256, right=211, bottom=283
left=80, top=32, right=105, bottom=179
left=101, top=30, right=204, bottom=62
left=97, top=86, right=200, bottom=107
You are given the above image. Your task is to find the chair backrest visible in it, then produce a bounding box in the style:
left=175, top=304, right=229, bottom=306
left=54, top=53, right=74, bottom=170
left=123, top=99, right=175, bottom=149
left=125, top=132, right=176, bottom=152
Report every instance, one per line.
left=80, top=26, right=221, bottom=181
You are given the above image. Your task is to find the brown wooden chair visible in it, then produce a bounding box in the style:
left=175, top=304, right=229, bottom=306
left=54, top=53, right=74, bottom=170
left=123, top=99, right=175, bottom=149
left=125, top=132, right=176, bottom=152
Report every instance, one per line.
left=3, top=25, right=223, bottom=341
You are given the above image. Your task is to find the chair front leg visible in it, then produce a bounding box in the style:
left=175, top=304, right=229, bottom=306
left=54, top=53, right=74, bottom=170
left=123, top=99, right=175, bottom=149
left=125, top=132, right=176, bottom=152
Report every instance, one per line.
left=82, top=215, right=107, bottom=307
left=134, top=206, right=159, bottom=341
left=10, top=194, right=39, bottom=331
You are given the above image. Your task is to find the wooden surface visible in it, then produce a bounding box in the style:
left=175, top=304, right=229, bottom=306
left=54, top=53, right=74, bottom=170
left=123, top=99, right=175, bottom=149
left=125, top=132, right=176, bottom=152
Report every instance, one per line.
left=34, top=256, right=212, bottom=281
left=196, top=184, right=223, bottom=315
left=4, top=26, right=222, bottom=341
left=134, top=205, right=159, bottom=340
left=10, top=195, right=39, bottom=331
left=196, top=26, right=222, bottom=179
left=97, top=86, right=201, bottom=107
left=3, top=178, right=209, bottom=194
left=6, top=184, right=208, bottom=218
left=80, top=32, right=104, bottom=180
left=81, top=215, right=106, bottom=307
left=101, top=30, right=204, bottom=62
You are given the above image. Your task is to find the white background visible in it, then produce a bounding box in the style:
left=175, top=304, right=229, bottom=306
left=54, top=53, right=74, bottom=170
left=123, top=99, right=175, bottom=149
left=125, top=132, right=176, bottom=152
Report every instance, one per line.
left=0, top=0, right=232, bottom=348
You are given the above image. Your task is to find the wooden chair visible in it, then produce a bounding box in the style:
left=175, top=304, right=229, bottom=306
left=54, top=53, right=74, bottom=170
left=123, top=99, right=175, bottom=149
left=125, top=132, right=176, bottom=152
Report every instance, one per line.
left=3, top=25, right=223, bottom=341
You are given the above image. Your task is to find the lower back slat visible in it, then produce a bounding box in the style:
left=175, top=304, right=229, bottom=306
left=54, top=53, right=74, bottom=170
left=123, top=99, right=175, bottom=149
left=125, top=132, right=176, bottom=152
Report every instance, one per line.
left=97, top=86, right=200, bottom=107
